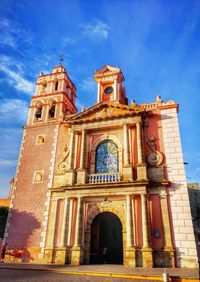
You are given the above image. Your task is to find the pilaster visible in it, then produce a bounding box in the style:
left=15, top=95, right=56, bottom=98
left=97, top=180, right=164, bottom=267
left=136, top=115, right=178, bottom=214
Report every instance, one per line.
left=123, top=124, right=133, bottom=181
left=136, top=122, right=147, bottom=181
left=71, top=197, right=84, bottom=265
left=124, top=195, right=135, bottom=266
left=77, top=130, right=87, bottom=184
left=160, top=191, right=175, bottom=267
left=141, top=194, right=152, bottom=267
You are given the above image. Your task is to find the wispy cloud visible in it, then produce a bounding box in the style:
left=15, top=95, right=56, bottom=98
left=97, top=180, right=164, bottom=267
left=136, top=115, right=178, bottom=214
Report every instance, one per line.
left=79, top=77, right=96, bottom=91
left=0, top=98, right=28, bottom=124
left=62, top=36, right=78, bottom=47
left=61, top=19, right=110, bottom=48
left=0, top=56, right=35, bottom=95
left=80, top=19, right=110, bottom=40
left=0, top=159, right=16, bottom=166
left=0, top=126, right=22, bottom=196
left=0, top=17, right=32, bottom=49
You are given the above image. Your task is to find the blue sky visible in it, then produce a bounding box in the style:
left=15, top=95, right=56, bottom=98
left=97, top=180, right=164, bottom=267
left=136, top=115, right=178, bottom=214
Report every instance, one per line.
left=0, top=0, right=200, bottom=197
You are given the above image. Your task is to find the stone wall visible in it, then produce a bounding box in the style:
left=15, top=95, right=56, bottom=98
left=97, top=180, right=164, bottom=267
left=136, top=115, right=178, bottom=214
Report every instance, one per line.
left=161, top=108, right=198, bottom=267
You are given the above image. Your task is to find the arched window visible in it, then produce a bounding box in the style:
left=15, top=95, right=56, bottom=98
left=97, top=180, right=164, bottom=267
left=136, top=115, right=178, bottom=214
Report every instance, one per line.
left=55, top=81, right=59, bottom=91
left=35, top=102, right=43, bottom=120
left=48, top=100, right=56, bottom=118
left=96, top=141, right=118, bottom=173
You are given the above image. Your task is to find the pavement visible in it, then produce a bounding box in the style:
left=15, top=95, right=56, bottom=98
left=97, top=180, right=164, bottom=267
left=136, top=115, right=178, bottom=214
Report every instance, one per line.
left=0, top=263, right=199, bottom=281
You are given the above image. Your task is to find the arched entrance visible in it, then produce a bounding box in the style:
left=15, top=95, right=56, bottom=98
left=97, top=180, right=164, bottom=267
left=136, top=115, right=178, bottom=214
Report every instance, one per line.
left=90, top=212, right=123, bottom=264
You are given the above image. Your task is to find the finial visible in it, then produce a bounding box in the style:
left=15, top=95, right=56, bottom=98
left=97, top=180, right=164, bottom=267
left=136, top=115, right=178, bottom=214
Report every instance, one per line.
left=156, top=95, right=162, bottom=102
left=131, top=99, right=136, bottom=106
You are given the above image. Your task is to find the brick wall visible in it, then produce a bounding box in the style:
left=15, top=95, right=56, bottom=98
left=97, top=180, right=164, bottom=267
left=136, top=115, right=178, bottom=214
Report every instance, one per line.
left=5, top=124, right=58, bottom=262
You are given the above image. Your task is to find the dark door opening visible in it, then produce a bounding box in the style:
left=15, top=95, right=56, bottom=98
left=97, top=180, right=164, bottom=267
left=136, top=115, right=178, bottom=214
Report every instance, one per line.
left=90, top=212, right=123, bottom=264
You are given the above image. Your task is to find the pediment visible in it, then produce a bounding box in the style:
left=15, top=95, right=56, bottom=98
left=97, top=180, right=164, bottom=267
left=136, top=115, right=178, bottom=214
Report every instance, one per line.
left=94, top=65, right=120, bottom=77
left=66, top=102, right=143, bottom=124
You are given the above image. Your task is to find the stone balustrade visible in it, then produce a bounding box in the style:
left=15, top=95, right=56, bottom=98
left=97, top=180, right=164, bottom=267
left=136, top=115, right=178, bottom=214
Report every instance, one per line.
left=88, top=172, right=120, bottom=184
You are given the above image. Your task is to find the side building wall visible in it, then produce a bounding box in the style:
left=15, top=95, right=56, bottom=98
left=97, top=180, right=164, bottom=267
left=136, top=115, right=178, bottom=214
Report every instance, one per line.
left=161, top=107, right=198, bottom=267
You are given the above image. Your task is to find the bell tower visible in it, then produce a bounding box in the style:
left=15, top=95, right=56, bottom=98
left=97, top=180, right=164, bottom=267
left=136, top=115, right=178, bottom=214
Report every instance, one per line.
left=27, top=64, right=77, bottom=126
left=94, top=65, right=128, bottom=105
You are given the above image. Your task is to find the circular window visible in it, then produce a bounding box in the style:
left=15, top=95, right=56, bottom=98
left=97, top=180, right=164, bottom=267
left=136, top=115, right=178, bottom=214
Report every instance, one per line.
left=104, top=86, right=113, bottom=95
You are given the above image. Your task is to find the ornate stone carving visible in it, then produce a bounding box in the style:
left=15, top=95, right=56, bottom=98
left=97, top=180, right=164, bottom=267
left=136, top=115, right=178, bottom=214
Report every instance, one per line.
left=58, top=144, right=70, bottom=172
left=147, top=151, right=163, bottom=166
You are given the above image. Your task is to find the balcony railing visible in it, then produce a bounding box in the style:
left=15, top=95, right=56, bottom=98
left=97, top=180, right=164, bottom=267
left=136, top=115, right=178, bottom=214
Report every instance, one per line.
left=88, top=172, right=120, bottom=184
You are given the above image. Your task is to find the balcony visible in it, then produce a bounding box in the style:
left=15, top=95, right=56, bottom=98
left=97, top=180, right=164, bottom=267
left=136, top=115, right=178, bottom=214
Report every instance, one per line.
left=88, top=172, right=120, bottom=184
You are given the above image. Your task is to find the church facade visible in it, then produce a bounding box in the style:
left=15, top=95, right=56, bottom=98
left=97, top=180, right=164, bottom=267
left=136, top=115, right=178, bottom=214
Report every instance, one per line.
left=4, top=65, right=198, bottom=268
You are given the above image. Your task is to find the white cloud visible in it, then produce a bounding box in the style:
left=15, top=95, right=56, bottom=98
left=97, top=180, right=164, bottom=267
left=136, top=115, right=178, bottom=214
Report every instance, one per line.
left=81, top=19, right=110, bottom=40
left=0, top=98, right=28, bottom=124
left=0, top=127, right=22, bottom=197
left=79, top=77, right=96, bottom=91
left=0, top=17, right=32, bottom=49
left=0, top=159, right=16, bottom=166
left=62, top=36, right=78, bottom=46
left=0, top=58, right=35, bottom=95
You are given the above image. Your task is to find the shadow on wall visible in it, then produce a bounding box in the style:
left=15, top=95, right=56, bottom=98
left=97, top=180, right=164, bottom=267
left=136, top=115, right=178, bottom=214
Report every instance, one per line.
left=6, top=209, right=41, bottom=262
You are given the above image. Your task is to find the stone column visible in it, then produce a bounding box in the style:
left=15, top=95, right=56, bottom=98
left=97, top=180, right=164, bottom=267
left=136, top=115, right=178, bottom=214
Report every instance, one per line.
left=80, top=130, right=86, bottom=169
left=54, top=198, right=70, bottom=264
left=73, top=133, right=79, bottom=169
left=125, top=195, right=135, bottom=266
left=60, top=198, right=70, bottom=247
left=123, top=124, right=133, bottom=181
left=97, top=82, right=100, bottom=103
left=136, top=122, right=147, bottom=181
left=74, top=197, right=83, bottom=247
left=136, top=122, right=142, bottom=164
left=67, top=198, right=73, bottom=246
left=124, top=124, right=130, bottom=165
left=71, top=197, right=83, bottom=265
left=66, top=129, right=75, bottom=185
left=114, top=79, right=118, bottom=100
left=141, top=194, right=152, bottom=267
left=77, top=129, right=87, bottom=184
left=126, top=195, right=132, bottom=247
left=69, top=129, right=75, bottom=170
left=160, top=191, right=175, bottom=267
left=44, top=199, right=58, bottom=263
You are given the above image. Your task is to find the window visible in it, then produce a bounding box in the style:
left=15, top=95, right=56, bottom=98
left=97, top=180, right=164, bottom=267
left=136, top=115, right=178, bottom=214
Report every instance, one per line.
left=48, top=101, right=56, bottom=118
left=33, top=171, right=44, bottom=183
left=55, top=81, right=59, bottom=91
left=36, top=135, right=46, bottom=145
left=96, top=141, right=118, bottom=173
left=35, top=102, right=43, bottom=120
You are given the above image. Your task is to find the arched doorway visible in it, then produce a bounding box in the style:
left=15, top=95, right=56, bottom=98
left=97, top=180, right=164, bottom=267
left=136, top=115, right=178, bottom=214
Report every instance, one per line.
left=90, top=212, right=123, bottom=264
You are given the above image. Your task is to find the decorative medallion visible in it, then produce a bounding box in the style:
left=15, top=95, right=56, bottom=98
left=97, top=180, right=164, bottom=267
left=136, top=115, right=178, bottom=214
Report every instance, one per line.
left=147, top=151, right=163, bottom=166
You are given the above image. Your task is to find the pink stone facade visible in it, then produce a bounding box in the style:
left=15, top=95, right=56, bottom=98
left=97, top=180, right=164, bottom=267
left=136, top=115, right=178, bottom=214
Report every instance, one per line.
left=4, top=65, right=198, bottom=268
